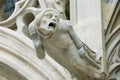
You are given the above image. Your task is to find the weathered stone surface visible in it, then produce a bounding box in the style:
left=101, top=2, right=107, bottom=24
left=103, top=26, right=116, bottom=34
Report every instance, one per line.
left=0, top=0, right=119, bottom=80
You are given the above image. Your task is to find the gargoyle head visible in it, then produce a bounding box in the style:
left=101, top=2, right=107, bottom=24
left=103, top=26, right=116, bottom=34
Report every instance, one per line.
left=35, top=8, right=60, bottom=38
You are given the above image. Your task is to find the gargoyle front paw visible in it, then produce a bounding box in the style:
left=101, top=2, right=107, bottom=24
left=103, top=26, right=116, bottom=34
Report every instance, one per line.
left=94, top=71, right=107, bottom=80
left=78, top=47, right=86, bottom=58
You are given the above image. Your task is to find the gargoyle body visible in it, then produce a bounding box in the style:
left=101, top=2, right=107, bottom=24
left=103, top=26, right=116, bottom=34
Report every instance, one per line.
left=29, top=8, right=102, bottom=80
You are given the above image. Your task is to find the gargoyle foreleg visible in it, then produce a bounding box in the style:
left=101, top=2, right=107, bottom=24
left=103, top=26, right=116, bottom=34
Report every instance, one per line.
left=29, top=22, right=45, bottom=59
left=68, top=27, right=83, bottom=49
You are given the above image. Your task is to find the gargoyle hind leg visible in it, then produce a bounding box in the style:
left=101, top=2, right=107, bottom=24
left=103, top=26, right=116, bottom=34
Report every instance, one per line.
left=68, top=28, right=83, bottom=49
left=79, top=47, right=101, bottom=69
left=68, top=28, right=101, bottom=69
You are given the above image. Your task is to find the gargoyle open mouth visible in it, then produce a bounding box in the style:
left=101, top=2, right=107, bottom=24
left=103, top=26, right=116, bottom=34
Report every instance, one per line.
left=49, top=22, right=57, bottom=29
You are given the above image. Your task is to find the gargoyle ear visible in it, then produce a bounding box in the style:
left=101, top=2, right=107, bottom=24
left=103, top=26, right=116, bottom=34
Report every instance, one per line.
left=29, top=22, right=45, bottom=59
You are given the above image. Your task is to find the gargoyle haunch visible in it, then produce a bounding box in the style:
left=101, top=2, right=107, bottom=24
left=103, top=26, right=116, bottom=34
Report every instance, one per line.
left=29, top=8, right=102, bottom=80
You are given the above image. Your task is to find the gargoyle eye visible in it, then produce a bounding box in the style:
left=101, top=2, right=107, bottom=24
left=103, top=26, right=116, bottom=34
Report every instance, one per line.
left=45, top=13, right=52, bottom=18
left=56, top=1, right=61, bottom=5
left=55, top=15, right=58, bottom=18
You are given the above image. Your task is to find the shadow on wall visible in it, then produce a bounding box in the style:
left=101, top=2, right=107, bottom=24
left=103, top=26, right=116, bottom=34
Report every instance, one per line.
left=65, top=1, right=70, bottom=20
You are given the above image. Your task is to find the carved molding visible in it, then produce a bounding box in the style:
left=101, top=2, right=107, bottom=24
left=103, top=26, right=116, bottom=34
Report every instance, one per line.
left=105, top=0, right=120, bottom=37
left=0, top=0, right=36, bottom=28
left=105, top=2, right=120, bottom=74
left=0, top=62, right=27, bottom=80
left=0, top=27, right=73, bottom=80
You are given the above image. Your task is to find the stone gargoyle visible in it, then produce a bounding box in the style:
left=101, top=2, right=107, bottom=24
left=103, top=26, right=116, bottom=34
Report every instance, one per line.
left=29, top=8, right=103, bottom=80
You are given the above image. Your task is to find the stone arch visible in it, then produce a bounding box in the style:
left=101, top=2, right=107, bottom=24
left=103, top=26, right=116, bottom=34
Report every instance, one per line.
left=0, top=62, right=27, bottom=80
left=0, top=33, right=48, bottom=80
left=0, top=27, right=73, bottom=80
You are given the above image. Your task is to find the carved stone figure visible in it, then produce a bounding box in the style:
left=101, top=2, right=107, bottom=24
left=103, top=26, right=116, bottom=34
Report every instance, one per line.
left=29, top=8, right=103, bottom=80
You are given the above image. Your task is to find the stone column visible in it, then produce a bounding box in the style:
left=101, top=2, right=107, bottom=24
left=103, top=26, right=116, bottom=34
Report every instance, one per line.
left=70, top=0, right=106, bottom=74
